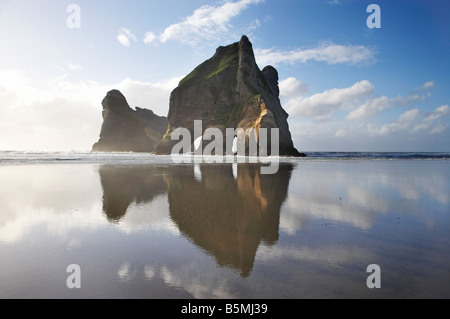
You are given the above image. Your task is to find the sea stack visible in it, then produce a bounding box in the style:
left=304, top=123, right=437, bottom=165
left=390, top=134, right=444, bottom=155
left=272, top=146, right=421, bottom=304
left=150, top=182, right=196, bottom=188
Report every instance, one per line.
left=155, top=35, right=305, bottom=157
left=92, top=90, right=168, bottom=153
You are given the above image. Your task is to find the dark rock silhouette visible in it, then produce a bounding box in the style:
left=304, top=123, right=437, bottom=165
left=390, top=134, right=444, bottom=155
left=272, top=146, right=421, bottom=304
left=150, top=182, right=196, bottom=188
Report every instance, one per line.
left=92, top=90, right=168, bottom=152
left=155, top=36, right=305, bottom=157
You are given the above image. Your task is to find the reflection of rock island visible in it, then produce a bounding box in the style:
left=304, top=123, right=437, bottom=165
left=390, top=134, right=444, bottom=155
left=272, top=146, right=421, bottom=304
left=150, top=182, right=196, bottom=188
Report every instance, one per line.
left=99, top=163, right=293, bottom=277
left=166, top=164, right=293, bottom=277
left=99, top=165, right=167, bottom=222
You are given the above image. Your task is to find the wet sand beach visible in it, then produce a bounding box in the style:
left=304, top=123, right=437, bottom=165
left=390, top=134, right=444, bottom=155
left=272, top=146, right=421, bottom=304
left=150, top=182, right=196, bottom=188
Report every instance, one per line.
left=0, top=155, right=449, bottom=298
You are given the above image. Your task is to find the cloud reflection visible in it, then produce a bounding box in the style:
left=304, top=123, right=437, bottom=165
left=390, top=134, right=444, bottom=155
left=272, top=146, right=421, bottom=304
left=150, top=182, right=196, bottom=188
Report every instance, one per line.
left=281, top=161, right=450, bottom=234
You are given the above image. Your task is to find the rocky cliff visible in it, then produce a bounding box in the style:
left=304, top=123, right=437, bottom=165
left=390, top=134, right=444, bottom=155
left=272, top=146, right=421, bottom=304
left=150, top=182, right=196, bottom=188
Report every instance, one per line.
left=155, top=35, right=305, bottom=157
left=92, top=90, right=168, bottom=152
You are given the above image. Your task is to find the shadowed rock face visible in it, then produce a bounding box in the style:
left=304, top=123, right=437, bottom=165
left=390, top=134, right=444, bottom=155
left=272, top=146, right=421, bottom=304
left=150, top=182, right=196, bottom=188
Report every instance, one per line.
left=92, top=90, right=168, bottom=153
left=155, top=36, right=305, bottom=157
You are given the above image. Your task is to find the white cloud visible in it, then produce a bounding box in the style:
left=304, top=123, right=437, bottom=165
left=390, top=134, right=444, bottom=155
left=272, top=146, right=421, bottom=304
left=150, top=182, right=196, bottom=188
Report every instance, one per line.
left=279, top=77, right=309, bottom=98
left=346, top=96, right=390, bottom=121
left=247, top=18, right=261, bottom=31
left=367, top=105, right=449, bottom=136
left=424, top=104, right=449, bottom=122
left=284, top=80, right=374, bottom=121
left=421, top=81, right=435, bottom=89
left=143, top=31, right=156, bottom=44
left=346, top=85, right=429, bottom=121
left=67, top=63, right=83, bottom=71
left=0, top=69, right=180, bottom=151
left=346, top=81, right=435, bottom=121
left=413, top=104, right=450, bottom=134
left=0, top=70, right=106, bottom=150
left=282, top=79, right=433, bottom=122
left=117, top=28, right=137, bottom=47
left=115, top=76, right=182, bottom=117
left=335, top=129, right=347, bottom=137
left=283, top=79, right=448, bottom=149
left=414, top=81, right=435, bottom=92
left=398, top=108, right=421, bottom=124
left=255, top=43, right=376, bottom=66
left=157, top=0, right=262, bottom=45
left=430, top=124, right=446, bottom=134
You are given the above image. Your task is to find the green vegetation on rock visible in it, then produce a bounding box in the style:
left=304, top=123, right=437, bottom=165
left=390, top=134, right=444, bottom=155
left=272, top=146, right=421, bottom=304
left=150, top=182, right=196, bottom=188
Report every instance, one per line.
left=206, top=52, right=238, bottom=79
left=178, top=43, right=239, bottom=89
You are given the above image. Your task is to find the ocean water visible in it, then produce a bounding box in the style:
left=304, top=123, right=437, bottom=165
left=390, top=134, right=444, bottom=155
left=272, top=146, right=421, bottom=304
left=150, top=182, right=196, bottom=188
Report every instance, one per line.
left=0, top=150, right=448, bottom=165
left=0, top=151, right=449, bottom=298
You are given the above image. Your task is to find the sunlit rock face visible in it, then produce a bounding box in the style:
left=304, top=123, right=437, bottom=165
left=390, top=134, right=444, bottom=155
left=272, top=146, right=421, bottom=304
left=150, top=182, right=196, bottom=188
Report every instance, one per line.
left=92, top=90, right=168, bottom=153
left=155, top=36, right=305, bottom=157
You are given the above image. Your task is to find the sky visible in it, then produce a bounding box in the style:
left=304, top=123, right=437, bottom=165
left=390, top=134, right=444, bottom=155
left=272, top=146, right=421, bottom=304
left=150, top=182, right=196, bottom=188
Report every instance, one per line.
left=0, top=0, right=448, bottom=152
